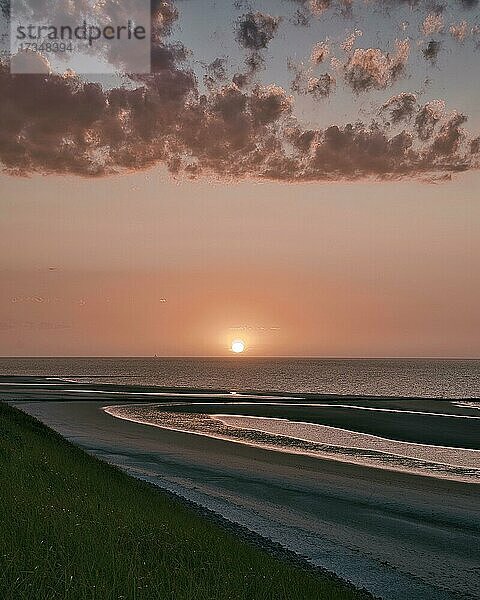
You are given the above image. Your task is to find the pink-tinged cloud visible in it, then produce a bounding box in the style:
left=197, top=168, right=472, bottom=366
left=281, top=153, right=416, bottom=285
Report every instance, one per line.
left=343, top=40, right=410, bottom=92
left=311, top=41, right=331, bottom=64
left=1, top=61, right=479, bottom=181
left=422, top=12, right=444, bottom=36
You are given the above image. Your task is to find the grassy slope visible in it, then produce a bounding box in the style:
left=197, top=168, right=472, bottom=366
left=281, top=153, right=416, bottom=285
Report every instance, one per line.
left=0, top=403, right=369, bottom=600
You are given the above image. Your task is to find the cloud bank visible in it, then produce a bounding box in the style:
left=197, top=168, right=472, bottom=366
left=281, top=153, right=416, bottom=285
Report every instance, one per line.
left=1, top=0, right=479, bottom=182
left=1, top=61, right=478, bottom=181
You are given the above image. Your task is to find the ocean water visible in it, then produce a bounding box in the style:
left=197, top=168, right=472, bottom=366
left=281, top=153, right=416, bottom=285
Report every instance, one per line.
left=1, top=357, right=480, bottom=398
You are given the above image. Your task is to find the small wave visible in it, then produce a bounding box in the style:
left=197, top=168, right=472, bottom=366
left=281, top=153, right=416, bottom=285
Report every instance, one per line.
left=453, top=401, right=480, bottom=412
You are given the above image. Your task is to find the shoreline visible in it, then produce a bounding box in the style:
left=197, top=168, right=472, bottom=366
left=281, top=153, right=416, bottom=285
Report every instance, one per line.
left=2, top=376, right=480, bottom=599
left=102, top=403, right=480, bottom=483
left=1, top=401, right=366, bottom=600
left=4, top=410, right=477, bottom=596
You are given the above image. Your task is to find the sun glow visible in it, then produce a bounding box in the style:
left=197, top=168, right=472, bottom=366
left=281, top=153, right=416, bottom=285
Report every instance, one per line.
left=231, top=339, right=246, bottom=354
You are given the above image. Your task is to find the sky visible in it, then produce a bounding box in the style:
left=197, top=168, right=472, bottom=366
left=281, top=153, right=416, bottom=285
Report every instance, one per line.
left=1, top=0, right=480, bottom=357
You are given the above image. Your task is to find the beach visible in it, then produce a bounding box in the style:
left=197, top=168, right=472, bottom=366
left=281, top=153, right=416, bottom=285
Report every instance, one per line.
left=3, top=376, right=479, bottom=600
left=2, top=400, right=362, bottom=600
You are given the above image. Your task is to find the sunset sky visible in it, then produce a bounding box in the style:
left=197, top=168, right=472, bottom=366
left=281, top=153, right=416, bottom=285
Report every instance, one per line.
left=1, top=0, right=479, bottom=357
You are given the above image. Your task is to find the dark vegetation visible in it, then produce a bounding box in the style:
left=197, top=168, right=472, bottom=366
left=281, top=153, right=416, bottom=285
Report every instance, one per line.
left=0, top=402, right=370, bottom=600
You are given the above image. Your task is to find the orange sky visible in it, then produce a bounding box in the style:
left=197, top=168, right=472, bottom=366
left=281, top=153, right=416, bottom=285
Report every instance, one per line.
left=1, top=171, right=479, bottom=357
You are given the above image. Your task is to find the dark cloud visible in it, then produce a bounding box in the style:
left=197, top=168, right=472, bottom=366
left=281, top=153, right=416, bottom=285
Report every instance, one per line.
left=232, top=72, right=251, bottom=89
left=415, top=100, right=445, bottom=140
left=381, top=92, right=417, bottom=123
left=150, top=42, right=188, bottom=73
left=290, top=9, right=310, bottom=26
left=236, top=12, right=281, bottom=51
left=430, top=112, right=467, bottom=155
left=290, top=62, right=336, bottom=99
left=10, top=50, right=51, bottom=74
left=249, top=85, right=293, bottom=124
left=233, top=52, right=266, bottom=88
left=1, top=61, right=478, bottom=182
left=232, top=12, right=280, bottom=85
left=423, top=40, right=442, bottom=62
left=0, top=57, right=196, bottom=175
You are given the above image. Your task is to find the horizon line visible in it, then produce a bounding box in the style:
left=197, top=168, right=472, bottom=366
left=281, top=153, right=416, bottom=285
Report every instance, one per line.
left=1, top=355, right=480, bottom=361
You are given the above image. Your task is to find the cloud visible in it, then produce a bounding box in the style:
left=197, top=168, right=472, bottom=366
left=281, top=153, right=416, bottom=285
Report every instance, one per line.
left=232, top=52, right=267, bottom=88
left=308, top=0, right=334, bottom=14
left=449, top=20, right=470, bottom=41
left=233, top=12, right=281, bottom=83
left=150, top=42, right=188, bottom=73
left=7, top=0, right=179, bottom=72
left=421, top=12, right=444, bottom=36
left=290, top=62, right=336, bottom=99
left=0, top=55, right=196, bottom=175
left=471, top=136, right=480, bottom=154
left=341, top=29, right=363, bottom=54
left=0, top=0, right=9, bottom=17
left=291, top=0, right=478, bottom=16
left=151, top=0, right=179, bottom=38
left=423, top=40, right=442, bottom=62
left=249, top=85, right=293, bottom=124
left=430, top=111, right=467, bottom=156
left=292, top=0, right=352, bottom=16
left=311, top=41, right=330, bottom=64
left=236, top=12, right=281, bottom=51
left=381, top=92, right=417, bottom=123
left=289, top=38, right=336, bottom=100
left=1, top=61, right=478, bottom=182
left=290, top=9, right=310, bottom=26
left=203, top=58, right=228, bottom=89
left=292, top=0, right=332, bottom=15
left=343, top=40, right=410, bottom=92
left=415, top=100, right=446, bottom=140
left=1, top=0, right=479, bottom=183
left=306, top=73, right=336, bottom=99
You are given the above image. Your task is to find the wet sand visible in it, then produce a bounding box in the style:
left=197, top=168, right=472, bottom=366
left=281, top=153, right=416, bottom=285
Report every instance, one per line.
left=9, top=396, right=480, bottom=600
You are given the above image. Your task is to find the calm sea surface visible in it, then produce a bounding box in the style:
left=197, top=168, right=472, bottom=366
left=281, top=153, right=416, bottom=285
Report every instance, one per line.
left=1, top=357, right=479, bottom=398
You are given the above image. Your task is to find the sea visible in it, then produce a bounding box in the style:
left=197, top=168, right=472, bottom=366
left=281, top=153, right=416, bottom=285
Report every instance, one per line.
left=1, top=357, right=479, bottom=398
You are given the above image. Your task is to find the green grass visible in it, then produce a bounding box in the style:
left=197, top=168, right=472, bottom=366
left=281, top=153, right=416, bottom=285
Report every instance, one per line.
left=0, top=403, right=370, bottom=600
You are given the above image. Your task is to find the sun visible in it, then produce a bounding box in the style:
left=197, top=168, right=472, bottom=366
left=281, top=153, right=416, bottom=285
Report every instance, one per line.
left=231, top=339, right=246, bottom=354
